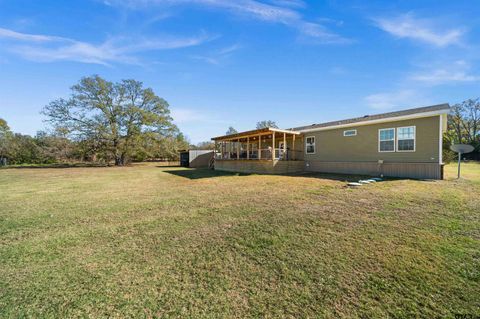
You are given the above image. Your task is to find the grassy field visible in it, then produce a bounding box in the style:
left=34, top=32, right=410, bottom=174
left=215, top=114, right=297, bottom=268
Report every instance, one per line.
left=1, top=162, right=479, bottom=318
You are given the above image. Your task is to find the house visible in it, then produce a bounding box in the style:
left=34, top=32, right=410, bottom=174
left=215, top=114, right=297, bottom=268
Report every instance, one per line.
left=211, top=104, right=450, bottom=179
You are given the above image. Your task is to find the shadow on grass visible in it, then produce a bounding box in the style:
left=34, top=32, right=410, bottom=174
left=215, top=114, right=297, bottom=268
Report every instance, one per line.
left=294, top=172, right=382, bottom=183
left=163, top=168, right=250, bottom=180
left=163, top=167, right=407, bottom=183
left=1, top=163, right=109, bottom=169
left=154, top=165, right=182, bottom=168
left=297, top=172, right=419, bottom=184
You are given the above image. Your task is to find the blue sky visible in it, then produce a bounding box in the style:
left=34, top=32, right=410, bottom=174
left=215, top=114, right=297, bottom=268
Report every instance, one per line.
left=0, top=0, right=479, bottom=143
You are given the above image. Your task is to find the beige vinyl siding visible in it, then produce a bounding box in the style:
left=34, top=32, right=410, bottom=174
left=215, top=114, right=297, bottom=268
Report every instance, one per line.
left=303, top=116, right=440, bottom=163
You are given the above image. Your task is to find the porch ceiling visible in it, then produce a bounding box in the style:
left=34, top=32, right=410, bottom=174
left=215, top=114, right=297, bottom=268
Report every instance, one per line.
left=211, top=127, right=300, bottom=142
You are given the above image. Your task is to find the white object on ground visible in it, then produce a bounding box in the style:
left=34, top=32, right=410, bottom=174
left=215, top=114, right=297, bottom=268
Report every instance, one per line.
left=348, top=182, right=363, bottom=187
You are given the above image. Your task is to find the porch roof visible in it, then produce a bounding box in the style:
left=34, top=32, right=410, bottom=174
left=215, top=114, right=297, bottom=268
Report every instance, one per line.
left=211, top=127, right=300, bottom=141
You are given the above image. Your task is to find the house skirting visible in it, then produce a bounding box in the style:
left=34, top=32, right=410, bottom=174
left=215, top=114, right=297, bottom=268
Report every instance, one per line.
left=215, top=160, right=443, bottom=179
left=305, top=161, right=443, bottom=180
left=215, top=160, right=305, bottom=174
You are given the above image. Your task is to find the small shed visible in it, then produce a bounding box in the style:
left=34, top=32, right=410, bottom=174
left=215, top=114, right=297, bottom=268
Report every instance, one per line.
left=179, top=150, right=214, bottom=168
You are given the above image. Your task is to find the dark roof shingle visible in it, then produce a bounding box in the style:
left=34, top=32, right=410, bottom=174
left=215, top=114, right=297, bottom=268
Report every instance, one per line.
left=291, top=103, right=450, bottom=131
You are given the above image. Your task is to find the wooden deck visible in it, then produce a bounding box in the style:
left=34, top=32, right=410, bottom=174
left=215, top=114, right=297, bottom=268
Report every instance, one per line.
left=215, top=159, right=305, bottom=174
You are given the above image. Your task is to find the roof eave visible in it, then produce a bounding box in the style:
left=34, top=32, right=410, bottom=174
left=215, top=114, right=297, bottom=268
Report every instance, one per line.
left=211, top=127, right=300, bottom=141
left=296, top=108, right=450, bottom=133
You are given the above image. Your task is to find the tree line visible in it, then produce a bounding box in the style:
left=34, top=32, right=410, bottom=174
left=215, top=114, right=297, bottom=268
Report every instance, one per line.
left=1, top=76, right=189, bottom=166
left=444, top=98, right=480, bottom=161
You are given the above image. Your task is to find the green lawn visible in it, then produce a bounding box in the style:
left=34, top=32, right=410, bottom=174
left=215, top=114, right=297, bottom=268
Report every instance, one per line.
left=1, top=162, right=479, bottom=318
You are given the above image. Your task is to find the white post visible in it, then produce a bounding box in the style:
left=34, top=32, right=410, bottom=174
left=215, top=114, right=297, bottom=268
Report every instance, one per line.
left=292, top=134, right=296, bottom=160
left=258, top=135, right=261, bottom=160
left=272, top=133, right=275, bottom=160
left=458, top=152, right=462, bottom=179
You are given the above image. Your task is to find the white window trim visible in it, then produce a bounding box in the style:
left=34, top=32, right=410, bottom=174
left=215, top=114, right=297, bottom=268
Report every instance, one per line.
left=378, top=128, right=395, bottom=153
left=343, top=129, right=357, bottom=137
left=396, top=126, right=416, bottom=152
left=305, top=136, right=315, bottom=154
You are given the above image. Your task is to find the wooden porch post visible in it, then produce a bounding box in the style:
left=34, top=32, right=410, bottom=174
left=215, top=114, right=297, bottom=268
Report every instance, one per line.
left=258, top=135, right=261, bottom=160
left=247, top=137, right=250, bottom=159
left=237, top=139, right=240, bottom=159
left=292, top=134, right=296, bottom=160
left=272, top=133, right=275, bottom=160
left=283, top=132, right=286, bottom=160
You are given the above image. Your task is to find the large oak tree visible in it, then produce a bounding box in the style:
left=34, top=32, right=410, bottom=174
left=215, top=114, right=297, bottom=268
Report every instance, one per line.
left=43, top=75, right=177, bottom=165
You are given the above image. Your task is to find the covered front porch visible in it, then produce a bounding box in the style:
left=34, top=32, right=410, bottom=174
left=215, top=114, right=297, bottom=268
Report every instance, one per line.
left=211, top=127, right=305, bottom=174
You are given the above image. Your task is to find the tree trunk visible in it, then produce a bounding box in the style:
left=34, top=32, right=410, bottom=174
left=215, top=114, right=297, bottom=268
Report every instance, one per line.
left=113, top=138, right=124, bottom=166
left=114, top=156, right=123, bottom=166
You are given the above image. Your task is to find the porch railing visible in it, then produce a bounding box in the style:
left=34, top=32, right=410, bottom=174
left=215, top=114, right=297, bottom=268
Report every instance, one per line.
left=216, top=148, right=302, bottom=160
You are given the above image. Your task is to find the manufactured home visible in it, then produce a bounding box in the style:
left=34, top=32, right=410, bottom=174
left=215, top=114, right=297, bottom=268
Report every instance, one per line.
left=211, top=104, right=449, bottom=179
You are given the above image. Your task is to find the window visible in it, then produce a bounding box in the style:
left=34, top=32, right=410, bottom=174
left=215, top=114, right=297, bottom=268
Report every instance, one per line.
left=397, top=126, right=415, bottom=151
left=379, top=128, right=395, bottom=152
left=306, top=136, right=315, bottom=154
left=343, top=129, right=357, bottom=137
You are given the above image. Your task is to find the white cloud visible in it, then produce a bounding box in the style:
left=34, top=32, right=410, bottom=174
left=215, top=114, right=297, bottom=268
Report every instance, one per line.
left=104, top=0, right=350, bottom=44
left=412, top=70, right=478, bottom=85
left=0, top=27, right=68, bottom=42
left=267, top=0, right=306, bottom=8
left=218, top=43, right=242, bottom=55
left=191, top=43, right=242, bottom=65
left=0, top=27, right=213, bottom=65
left=410, top=60, right=479, bottom=85
left=364, top=89, right=426, bottom=110
left=298, top=22, right=349, bottom=43
left=374, top=13, right=464, bottom=47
